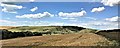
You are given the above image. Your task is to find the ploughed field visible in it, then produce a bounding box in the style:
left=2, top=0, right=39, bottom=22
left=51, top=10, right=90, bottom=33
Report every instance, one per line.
left=0, top=33, right=117, bottom=46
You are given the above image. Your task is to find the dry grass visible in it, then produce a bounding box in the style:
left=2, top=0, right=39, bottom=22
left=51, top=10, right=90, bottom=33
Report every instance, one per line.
left=0, top=33, right=117, bottom=46
left=0, top=26, right=15, bottom=29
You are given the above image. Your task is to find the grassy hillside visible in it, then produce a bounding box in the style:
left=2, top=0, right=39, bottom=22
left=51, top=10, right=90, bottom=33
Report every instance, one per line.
left=96, top=29, right=120, bottom=45
left=7, top=26, right=92, bottom=33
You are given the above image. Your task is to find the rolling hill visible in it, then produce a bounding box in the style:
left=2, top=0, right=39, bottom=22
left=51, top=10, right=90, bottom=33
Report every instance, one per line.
left=5, top=26, right=97, bottom=34
left=7, top=26, right=85, bottom=32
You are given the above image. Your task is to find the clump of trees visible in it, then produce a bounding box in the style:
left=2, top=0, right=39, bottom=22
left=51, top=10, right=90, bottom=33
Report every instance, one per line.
left=0, top=29, right=42, bottom=39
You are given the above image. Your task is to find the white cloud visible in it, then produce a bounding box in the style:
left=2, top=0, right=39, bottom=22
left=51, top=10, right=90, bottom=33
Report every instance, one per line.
left=80, top=20, right=119, bottom=30
left=91, top=7, right=105, bottom=12
left=16, top=12, right=54, bottom=18
left=30, top=7, right=38, bottom=12
left=85, top=17, right=97, bottom=20
left=48, top=23, right=64, bottom=26
left=105, top=16, right=120, bottom=22
left=58, top=10, right=86, bottom=17
left=101, top=0, right=120, bottom=7
left=1, top=3, right=23, bottom=9
left=6, top=18, right=10, bottom=19
left=2, top=8, right=17, bottom=13
left=1, top=3, right=24, bottom=13
left=61, top=17, right=76, bottom=20
left=24, top=21, right=28, bottom=22
left=29, top=0, right=35, bottom=2
left=0, top=19, right=16, bottom=24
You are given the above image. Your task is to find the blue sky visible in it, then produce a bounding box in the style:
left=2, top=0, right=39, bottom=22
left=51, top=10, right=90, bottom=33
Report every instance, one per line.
left=0, top=1, right=119, bottom=30
left=0, top=0, right=102, bottom=2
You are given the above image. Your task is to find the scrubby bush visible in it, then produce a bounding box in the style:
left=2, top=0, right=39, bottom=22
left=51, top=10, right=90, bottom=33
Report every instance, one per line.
left=96, top=40, right=119, bottom=46
left=79, top=29, right=97, bottom=33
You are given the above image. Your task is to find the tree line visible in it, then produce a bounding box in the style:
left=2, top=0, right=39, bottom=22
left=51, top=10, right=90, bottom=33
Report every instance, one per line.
left=0, top=29, right=43, bottom=39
